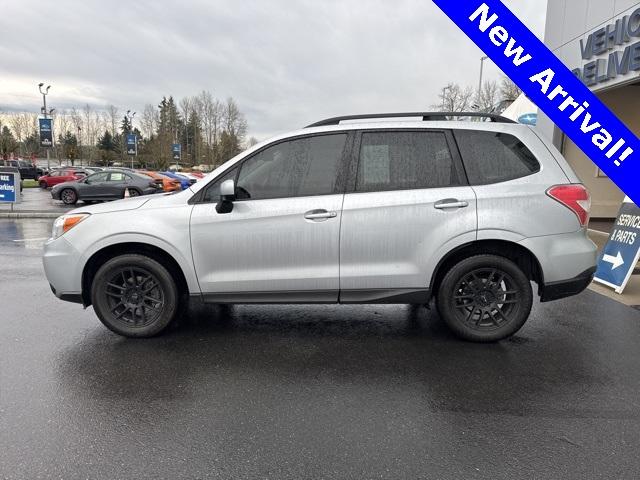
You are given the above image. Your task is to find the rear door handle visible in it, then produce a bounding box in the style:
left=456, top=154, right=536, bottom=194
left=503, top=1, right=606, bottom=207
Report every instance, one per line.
left=304, top=209, right=338, bottom=220
left=434, top=199, right=469, bottom=209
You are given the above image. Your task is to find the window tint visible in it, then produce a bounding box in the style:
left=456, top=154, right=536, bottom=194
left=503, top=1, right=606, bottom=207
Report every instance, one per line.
left=356, top=131, right=456, bottom=192
left=455, top=130, right=540, bottom=185
left=202, top=167, right=238, bottom=203
left=236, top=134, right=347, bottom=200
left=88, top=172, right=108, bottom=183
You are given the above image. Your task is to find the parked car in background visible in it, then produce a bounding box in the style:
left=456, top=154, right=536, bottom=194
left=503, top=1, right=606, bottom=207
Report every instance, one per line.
left=161, top=171, right=194, bottom=190
left=1, top=159, right=40, bottom=180
left=178, top=172, right=201, bottom=183
left=51, top=170, right=162, bottom=205
left=138, top=170, right=182, bottom=192
left=83, top=166, right=104, bottom=173
left=38, top=168, right=89, bottom=188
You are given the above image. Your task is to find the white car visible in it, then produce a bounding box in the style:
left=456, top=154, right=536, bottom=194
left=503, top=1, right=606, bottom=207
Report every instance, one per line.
left=43, top=112, right=597, bottom=341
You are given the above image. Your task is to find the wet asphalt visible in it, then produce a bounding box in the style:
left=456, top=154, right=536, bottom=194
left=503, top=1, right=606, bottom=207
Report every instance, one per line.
left=1, top=218, right=640, bottom=479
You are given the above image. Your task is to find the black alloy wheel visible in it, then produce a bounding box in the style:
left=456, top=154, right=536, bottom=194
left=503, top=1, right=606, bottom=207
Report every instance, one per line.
left=437, top=255, right=533, bottom=342
left=91, top=254, right=178, bottom=337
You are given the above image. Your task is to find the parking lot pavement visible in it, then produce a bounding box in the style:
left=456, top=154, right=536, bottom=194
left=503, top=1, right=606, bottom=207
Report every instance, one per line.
left=2, top=217, right=640, bottom=479
left=0, top=187, right=71, bottom=213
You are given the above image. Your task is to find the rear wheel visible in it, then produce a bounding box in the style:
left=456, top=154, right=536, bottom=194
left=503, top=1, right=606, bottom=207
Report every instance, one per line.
left=60, top=188, right=78, bottom=205
left=436, top=255, right=533, bottom=342
left=91, top=254, right=178, bottom=337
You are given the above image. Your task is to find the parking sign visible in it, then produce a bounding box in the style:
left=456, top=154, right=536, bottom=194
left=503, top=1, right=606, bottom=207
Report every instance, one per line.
left=594, top=198, right=640, bottom=294
left=0, top=171, right=20, bottom=203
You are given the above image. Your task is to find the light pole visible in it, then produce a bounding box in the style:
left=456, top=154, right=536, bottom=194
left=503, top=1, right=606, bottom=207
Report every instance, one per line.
left=478, top=56, right=488, bottom=102
left=77, top=126, right=82, bottom=166
left=441, top=85, right=452, bottom=111
left=126, top=110, right=136, bottom=168
left=38, top=83, right=52, bottom=171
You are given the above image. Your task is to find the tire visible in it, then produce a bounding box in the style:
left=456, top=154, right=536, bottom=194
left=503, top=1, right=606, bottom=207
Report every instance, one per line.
left=128, top=188, right=141, bottom=197
left=436, top=255, right=533, bottom=342
left=60, top=188, right=78, bottom=205
left=39, top=180, right=47, bottom=189
left=91, top=254, right=178, bottom=338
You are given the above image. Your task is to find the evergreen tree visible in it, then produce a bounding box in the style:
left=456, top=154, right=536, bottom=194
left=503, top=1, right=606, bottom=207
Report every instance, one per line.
left=0, top=126, right=18, bottom=159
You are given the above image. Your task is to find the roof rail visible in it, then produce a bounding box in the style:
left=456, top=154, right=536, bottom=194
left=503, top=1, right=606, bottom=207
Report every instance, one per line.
left=305, top=112, right=516, bottom=128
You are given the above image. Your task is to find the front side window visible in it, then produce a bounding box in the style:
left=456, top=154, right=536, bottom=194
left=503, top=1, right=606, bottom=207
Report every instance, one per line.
left=454, top=130, right=540, bottom=185
left=236, top=134, right=347, bottom=201
left=356, top=131, right=457, bottom=192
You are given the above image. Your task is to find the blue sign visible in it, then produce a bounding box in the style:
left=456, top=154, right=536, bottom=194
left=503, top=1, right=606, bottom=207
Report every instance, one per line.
left=431, top=0, right=640, bottom=205
left=39, top=118, right=53, bottom=147
left=126, top=134, right=137, bottom=156
left=0, top=172, right=18, bottom=203
left=594, top=200, right=640, bottom=293
left=172, top=143, right=181, bottom=161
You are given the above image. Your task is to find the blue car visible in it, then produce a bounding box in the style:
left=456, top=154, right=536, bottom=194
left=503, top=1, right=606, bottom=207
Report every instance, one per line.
left=161, top=171, right=194, bottom=190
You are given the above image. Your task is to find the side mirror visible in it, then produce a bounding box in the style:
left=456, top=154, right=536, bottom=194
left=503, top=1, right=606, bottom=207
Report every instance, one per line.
left=216, top=179, right=236, bottom=214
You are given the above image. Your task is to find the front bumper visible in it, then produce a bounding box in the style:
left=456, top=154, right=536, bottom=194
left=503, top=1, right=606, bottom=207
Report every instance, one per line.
left=540, top=266, right=596, bottom=302
left=43, top=236, right=83, bottom=302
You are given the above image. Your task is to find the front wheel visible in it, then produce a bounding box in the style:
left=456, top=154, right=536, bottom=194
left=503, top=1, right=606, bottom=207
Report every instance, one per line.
left=39, top=181, right=48, bottom=189
left=436, top=255, right=533, bottom=342
left=91, top=254, right=178, bottom=337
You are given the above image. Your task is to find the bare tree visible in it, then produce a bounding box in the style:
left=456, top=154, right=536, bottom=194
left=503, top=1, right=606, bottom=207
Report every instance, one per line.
left=475, top=80, right=500, bottom=112
left=223, top=97, right=247, bottom=140
left=141, top=104, right=158, bottom=139
left=435, top=83, right=475, bottom=113
left=106, top=105, right=119, bottom=136
left=500, top=77, right=522, bottom=103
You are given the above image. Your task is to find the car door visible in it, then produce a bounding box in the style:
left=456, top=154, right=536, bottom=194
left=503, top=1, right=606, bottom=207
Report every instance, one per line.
left=339, top=129, right=477, bottom=302
left=190, top=132, right=351, bottom=302
left=104, top=171, right=129, bottom=198
left=80, top=172, right=110, bottom=198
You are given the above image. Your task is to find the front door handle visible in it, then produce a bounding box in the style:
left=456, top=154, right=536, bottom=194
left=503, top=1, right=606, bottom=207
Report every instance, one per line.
left=304, top=209, right=338, bottom=220
left=434, top=199, right=469, bottom=209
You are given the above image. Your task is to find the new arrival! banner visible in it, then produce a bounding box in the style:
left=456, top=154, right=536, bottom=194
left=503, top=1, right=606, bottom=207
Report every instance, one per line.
left=432, top=0, right=640, bottom=205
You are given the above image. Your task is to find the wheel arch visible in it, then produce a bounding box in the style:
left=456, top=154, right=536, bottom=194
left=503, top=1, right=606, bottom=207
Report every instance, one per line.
left=429, top=239, right=544, bottom=299
left=81, top=242, right=190, bottom=307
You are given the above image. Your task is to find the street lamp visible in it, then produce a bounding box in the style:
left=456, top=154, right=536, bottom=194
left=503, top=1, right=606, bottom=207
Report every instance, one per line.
left=441, top=85, right=452, bottom=111
left=478, top=56, right=489, bottom=101
left=38, top=83, right=52, bottom=170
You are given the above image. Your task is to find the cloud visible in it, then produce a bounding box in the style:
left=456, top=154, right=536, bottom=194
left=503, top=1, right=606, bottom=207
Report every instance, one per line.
left=0, top=0, right=547, bottom=139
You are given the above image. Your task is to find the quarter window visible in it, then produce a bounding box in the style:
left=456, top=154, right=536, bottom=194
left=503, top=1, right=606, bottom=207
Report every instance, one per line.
left=202, top=167, right=238, bottom=203
left=236, top=134, right=347, bottom=200
left=454, top=130, right=540, bottom=185
left=356, top=131, right=457, bottom=192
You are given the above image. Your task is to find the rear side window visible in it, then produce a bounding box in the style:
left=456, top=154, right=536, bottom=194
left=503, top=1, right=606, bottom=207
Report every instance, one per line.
left=356, top=131, right=457, bottom=192
left=455, top=130, right=540, bottom=185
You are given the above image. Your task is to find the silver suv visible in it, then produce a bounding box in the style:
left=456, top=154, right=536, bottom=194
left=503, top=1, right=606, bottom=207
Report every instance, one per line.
left=43, top=112, right=597, bottom=342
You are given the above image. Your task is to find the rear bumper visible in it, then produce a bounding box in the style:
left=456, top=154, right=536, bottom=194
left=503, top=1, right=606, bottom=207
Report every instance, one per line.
left=540, top=266, right=596, bottom=302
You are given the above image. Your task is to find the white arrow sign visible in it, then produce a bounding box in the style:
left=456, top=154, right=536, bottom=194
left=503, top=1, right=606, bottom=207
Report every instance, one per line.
left=603, top=251, right=624, bottom=270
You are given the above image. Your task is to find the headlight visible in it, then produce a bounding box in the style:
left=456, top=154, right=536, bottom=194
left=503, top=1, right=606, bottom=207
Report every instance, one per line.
left=51, top=214, right=90, bottom=240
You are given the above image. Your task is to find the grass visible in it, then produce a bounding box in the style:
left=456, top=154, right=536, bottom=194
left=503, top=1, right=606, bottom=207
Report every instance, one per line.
left=23, top=179, right=40, bottom=188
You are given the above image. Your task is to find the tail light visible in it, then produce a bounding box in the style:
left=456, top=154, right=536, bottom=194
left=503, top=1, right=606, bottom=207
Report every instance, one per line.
left=546, top=184, right=590, bottom=227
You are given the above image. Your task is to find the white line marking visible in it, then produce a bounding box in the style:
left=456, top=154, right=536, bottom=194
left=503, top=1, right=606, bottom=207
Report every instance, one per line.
left=12, top=237, right=49, bottom=242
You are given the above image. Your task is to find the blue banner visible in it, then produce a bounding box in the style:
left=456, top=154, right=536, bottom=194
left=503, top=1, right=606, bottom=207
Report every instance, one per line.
left=39, top=118, right=53, bottom=147
left=432, top=0, right=640, bottom=205
left=0, top=172, right=18, bottom=203
left=172, top=143, right=181, bottom=161
left=126, top=134, right=137, bottom=156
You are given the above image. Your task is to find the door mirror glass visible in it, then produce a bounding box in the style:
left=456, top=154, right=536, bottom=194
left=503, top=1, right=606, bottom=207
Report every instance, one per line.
left=216, top=179, right=235, bottom=214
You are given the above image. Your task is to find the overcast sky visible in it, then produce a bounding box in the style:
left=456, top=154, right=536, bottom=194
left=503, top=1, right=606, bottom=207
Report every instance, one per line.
left=0, top=0, right=548, bottom=139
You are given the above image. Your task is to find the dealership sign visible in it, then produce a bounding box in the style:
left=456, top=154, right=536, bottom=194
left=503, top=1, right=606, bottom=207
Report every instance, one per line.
left=39, top=118, right=53, bottom=147
left=573, top=7, right=640, bottom=86
left=0, top=172, right=19, bottom=203
left=431, top=0, right=640, bottom=205
left=126, top=134, right=137, bottom=156
left=172, top=143, right=181, bottom=161
left=594, top=198, right=640, bottom=294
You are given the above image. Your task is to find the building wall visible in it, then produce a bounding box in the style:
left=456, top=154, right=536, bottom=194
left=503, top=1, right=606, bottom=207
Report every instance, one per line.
left=538, top=0, right=640, bottom=217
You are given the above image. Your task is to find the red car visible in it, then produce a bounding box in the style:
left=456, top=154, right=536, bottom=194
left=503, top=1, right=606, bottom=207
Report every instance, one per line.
left=39, top=168, right=89, bottom=189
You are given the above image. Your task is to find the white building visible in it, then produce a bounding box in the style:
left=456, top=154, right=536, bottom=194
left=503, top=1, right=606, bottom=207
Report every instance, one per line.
left=537, top=0, right=640, bottom=217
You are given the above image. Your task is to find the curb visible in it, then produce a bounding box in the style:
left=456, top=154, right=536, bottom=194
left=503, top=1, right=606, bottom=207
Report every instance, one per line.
left=0, top=211, right=62, bottom=219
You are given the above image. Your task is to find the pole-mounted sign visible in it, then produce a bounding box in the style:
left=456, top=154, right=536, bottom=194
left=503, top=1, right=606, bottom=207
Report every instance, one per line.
left=39, top=118, right=53, bottom=147
left=126, top=134, right=137, bottom=156
left=431, top=0, right=640, bottom=205
left=594, top=198, right=640, bottom=294
left=172, top=143, right=181, bottom=162
left=0, top=170, right=21, bottom=205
